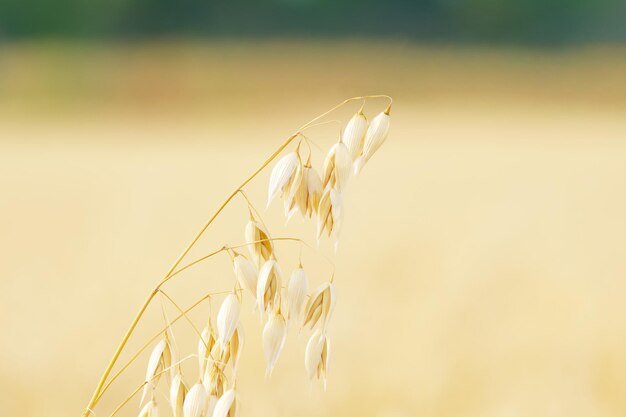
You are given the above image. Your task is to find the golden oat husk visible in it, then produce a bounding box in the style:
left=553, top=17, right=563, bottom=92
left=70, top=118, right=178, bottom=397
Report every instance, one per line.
left=212, top=389, right=237, bottom=417
left=262, top=312, right=287, bottom=376
left=170, top=372, right=187, bottom=417
left=216, top=293, right=240, bottom=349
left=244, top=219, right=274, bottom=267
left=183, top=383, right=208, bottom=417
left=303, top=282, right=336, bottom=330
left=256, top=259, right=282, bottom=315
left=322, top=142, right=352, bottom=191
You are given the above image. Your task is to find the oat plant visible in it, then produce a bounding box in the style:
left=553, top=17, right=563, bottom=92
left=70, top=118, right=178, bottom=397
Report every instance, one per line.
left=82, top=95, right=392, bottom=417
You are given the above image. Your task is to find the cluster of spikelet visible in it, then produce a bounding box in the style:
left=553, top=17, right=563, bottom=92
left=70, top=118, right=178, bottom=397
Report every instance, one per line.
left=268, top=104, right=391, bottom=243
left=129, top=100, right=391, bottom=417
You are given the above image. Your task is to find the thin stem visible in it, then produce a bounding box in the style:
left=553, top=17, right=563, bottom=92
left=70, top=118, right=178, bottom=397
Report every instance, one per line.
left=108, top=383, right=143, bottom=417
left=96, top=290, right=231, bottom=401
left=165, top=247, right=228, bottom=282
left=109, top=354, right=196, bottom=417
left=237, top=190, right=268, bottom=234
left=157, top=293, right=181, bottom=372
left=82, top=96, right=378, bottom=416
left=158, top=289, right=205, bottom=348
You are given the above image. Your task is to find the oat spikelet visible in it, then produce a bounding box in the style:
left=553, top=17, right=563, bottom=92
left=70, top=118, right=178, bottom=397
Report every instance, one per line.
left=283, top=165, right=307, bottom=220
left=184, top=383, right=208, bottom=417
left=286, top=267, right=309, bottom=322
left=212, top=389, right=237, bottom=417
left=216, top=294, right=240, bottom=349
left=198, top=327, right=216, bottom=376
left=322, top=142, right=352, bottom=191
left=256, top=259, right=282, bottom=314
left=305, top=166, right=323, bottom=217
left=304, top=329, right=331, bottom=389
left=354, top=108, right=390, bottom=174
left=316, top=186, right=343, bottom=240
left=263, top=312, right=287, bottom=376
left=342, top=110, right=368, bottom=160
left=222, top=325, right=244, bottom=373
left=170, top=372, right=187, bottom=417
left=202, top=343, right=226, bottom=398
left=202, top=342, right=226, bottom=388
left=232, top=254, right=257, bottom=298
left=203, top=360, right=226, bottom=398
left=244, top=220, right=273, bottom=267
left=303, top=282, right=336, bottom=330
left=283, top=163, right=323, bottom=221
left=138, top=400, right=159, bottom=417
left=141, top=338, right=172, bottom=405
left=267, top=152, right=300, bottom=207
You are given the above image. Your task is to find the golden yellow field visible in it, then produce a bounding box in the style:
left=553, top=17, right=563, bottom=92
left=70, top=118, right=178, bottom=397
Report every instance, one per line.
left=1, top=41, right=626, bottom=417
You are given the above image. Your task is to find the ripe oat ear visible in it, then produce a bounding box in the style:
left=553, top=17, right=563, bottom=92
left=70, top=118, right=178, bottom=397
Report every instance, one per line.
left=305, top=166, right=323, bottom=217
left=267, top=152, right=299, bottom=207
left=217, top=294, right=240, bottom=349
left=184, top=383, right=208, bottom=417
left=198, top=327, right=216, bottom=376
left=212, top=389, right=237, bottom=417
left=286, top=267, right=309, bottom=323
left=233, top=255, right=258, bottom=298
left=226, top=325, right=244, bottom=373
left=263, top=312, right=287, bottom=377
left=244, top=220, right=273, bottom=267
left=303, top=282, right=336, bottom=330
left=322, top=142, right=352, bottom=192
left=138, top=400, right=158, bottom=417
left=256, top=259, right=282, bottom=316
left=357, top=110, right=391, bottom=173
left=170, top=373, right=187, bottom=417
left=141, top=338, right=170, bottom=405
left=83, top=96, right=392, bottom=417
left=343, top=111, right=369, bottom=160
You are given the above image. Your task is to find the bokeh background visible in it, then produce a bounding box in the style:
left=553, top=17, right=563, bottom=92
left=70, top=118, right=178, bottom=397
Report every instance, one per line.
left=1, top=2, right=626, bottom=417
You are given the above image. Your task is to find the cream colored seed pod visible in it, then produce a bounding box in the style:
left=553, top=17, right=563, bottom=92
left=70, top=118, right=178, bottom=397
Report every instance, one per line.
left=284, top=165, right=308, bottom=220
left=203, top=342, right=227, bottom=378
left=203, top=361, right=226, bottom=398
left=303, top=282, right=336, bottom=330
left=141, top=337, right=172, bottom=405
left=244, top=219, right=273, bottom=267
left=263, top=312, right=287, bottom=376
left=317, top=186, right=343, bottom=240
left=267, top=152, right=300, bottom=207
left=284, top=164, right=323, bottom=220
left=304, top=329, right=331, bottom=389
left=322, top=142, right=352, bottom=192
left=286, top=267, right=309, bottom=322
left=232, top=254, right=257, bottom=298
left=256, top=259, right=282, bottom=314
left=170, top=372, right=187, bottom=417
left=212, top=389, right=237, bottom=417
left=342, top=110, right=368, bottom=160
left=138, top=399, right=159, bottom=417
left=354, top=108, right=390, bottom=174
left=216, top=294, right=240, bottom=349
left=305, top=166, right=323, bottom=217
left=202, top=343, right=226, bottom=397
left=198, top=327, right=216, bottom=375
left=222, top=325, right=244, bottom=373
left=184, top=383, right=208, bottom=417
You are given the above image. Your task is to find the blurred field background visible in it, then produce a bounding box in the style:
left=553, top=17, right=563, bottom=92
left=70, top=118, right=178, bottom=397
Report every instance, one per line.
left=1, top=1, right=626, bottom=417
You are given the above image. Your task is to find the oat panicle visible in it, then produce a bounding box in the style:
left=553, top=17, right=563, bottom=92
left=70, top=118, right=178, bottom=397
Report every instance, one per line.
left=81, top=95, right=392, bottom=417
